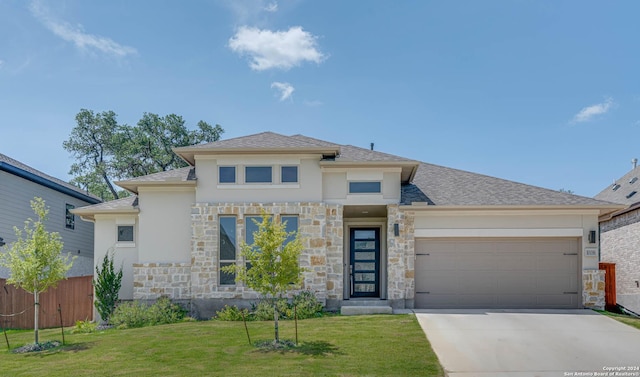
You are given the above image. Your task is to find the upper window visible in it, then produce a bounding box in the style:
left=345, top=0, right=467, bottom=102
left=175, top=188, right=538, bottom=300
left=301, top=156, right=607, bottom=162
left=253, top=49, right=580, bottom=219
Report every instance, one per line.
left=281, top=166, right=298, bottom=183
left=245, top=166, right=272, bottom=183
left=219, top=166, right=236, bottom=183
left=117, top=226, right=134, bottom=242
left=219, top=216, right=237, bottom=285
left=349, top=181, right=382, bottom=194
left=65, top=204, right=75, bottom=230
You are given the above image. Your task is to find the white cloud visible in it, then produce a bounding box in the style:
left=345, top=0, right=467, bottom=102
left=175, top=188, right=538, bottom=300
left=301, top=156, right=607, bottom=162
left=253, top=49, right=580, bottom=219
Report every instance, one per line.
left=571, top=97, right=614, bottom=123
left=229, top=26, right=325, bottom=71
left=29, top=1, right=137, bottom=58
left=271, top=82, right=294, bottom=101
left=264, top=2, right=278, bottom=12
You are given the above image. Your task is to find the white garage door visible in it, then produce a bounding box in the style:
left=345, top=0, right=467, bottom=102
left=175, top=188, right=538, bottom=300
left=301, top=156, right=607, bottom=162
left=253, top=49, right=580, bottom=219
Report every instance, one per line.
left=415, top=238, right=580, bottom=309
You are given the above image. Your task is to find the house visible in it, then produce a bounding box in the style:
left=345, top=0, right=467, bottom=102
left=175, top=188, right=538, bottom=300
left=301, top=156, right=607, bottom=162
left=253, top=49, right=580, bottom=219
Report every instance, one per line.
left=0, top=153, right=101, bottom=278
left=595, top=159, right=640, bottom=313
left=72, top=132, right=621, bottom=317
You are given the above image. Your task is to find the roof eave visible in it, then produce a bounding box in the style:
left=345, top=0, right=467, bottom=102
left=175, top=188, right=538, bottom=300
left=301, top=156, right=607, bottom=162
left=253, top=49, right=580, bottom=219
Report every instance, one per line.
left=114, top=180, right=196, bottom=194
left=400, top=203, right=626, bottom=216
left=173, top=146, right=340, bottom=165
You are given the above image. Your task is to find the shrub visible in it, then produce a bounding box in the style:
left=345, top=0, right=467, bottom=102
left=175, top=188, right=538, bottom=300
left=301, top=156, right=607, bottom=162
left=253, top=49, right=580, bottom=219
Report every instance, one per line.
left=252, top=298, right=291, bottom=321
left=110, top=301, right=148, bottom=329
left=70, top=320, right=97, bottom=334
left=93, top=250, right=123, bottom=324
left=109, top=297, right=186, bottom=329
left=292, top=290, right=324, bottom=319
left=215, top=305, right=252, bottom=321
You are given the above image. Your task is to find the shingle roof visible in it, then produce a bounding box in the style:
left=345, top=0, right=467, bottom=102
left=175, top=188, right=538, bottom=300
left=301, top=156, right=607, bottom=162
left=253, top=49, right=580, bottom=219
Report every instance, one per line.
left=115, top=167, right=195, bottom=193
left=183, top=131, right=339, bottom=150
left=402, top=162, right=616, bottom=206
left=0, top=152, right=101, bottom=204
left=594, top=165, right=640, bottom=206
left=338, top=145, right=416, bottom=163
left=73, top=195, right=138, bottom=212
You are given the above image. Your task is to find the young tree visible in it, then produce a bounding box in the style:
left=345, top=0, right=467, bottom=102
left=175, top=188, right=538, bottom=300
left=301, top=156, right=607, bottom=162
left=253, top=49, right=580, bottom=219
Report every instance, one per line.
left=221, top=212, right=306, bottom=344
left=0, top=198, right=74, bottom=344
left=93, top=249, right=123, bottom=324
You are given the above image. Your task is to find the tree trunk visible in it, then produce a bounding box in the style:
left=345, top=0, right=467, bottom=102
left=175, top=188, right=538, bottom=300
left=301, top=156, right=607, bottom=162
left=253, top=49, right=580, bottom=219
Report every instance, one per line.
left=34, top=291, right=39, bottom=344
left=274, top=304, right=279, bottom=344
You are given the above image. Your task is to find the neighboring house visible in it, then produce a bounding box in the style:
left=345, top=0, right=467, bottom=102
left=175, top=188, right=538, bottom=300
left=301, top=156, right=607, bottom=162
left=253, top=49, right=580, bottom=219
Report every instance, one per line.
left=73, top=132, right=621, bottom=317
left=0, top=153, right=101, bottom=278
left=595, top=160, right=640, bottom=313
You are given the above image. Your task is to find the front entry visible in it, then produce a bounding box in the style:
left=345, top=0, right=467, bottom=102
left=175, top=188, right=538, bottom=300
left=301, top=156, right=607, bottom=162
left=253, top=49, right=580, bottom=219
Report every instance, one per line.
left=350, top=228, right=380, bottom=297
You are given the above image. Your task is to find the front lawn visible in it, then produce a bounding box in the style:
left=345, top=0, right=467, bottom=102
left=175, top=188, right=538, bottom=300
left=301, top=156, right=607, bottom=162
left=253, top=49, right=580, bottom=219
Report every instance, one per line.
left=601, top=311, right=640, bottom=330
left=0, top=314, right=443, bottom=377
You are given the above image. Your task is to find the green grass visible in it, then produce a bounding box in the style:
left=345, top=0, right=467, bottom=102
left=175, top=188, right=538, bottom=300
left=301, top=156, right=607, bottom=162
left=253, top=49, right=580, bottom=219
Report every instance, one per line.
left=0, top=314, right=443, bottom=377
left=601, top=311, right=640, bottom=330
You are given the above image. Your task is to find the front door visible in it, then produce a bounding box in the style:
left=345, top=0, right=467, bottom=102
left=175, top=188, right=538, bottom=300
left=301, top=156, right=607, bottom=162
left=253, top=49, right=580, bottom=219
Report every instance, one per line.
left=350, top=228, right=380, bottom=297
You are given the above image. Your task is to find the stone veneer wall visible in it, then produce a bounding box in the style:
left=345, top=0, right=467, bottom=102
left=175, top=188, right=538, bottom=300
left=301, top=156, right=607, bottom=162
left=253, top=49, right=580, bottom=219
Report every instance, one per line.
left=387, top=205, right=415, bottom=308
left=582, top=270, right=605, bottom=310
left=190, top=202, right=343, bottom=305
left=133, top=263, right=191, bottom=300
left=600, top=207, right=640, bottom=312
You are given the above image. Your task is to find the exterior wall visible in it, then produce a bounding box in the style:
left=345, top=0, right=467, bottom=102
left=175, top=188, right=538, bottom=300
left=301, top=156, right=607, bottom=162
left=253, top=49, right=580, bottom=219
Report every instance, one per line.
left=194, top=156, right=323, bottom=203
left=582, top=270, right=605, bottom=310
left=600, top=208, right=640, bottom=313
left=0, top=171, right=95, bottom=278
left=132, top=202, right=344, bottom=313
left=387, top=205, right=415, bottom=308
left=137, top=187, right=194, bottom=263
left=93, top=214, right=139, bottom=301
left=411, top=209, right=602, bottom=307
left=322, top=168, right=402, bottom=205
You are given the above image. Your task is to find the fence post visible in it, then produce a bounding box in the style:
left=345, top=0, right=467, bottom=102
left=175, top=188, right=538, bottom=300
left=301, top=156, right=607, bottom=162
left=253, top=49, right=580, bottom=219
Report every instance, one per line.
left=599, top=262, right=616, bottom=311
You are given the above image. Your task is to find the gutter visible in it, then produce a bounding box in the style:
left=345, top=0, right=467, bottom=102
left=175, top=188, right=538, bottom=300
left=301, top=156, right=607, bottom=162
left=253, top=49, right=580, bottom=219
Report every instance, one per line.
left=0, top=162, right=101, bottom=205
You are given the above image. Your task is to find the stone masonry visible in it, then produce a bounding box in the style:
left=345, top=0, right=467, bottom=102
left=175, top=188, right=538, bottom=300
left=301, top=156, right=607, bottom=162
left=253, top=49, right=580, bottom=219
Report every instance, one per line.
left=133, top=263, right=191, bottom=300
left=582, top=270, right=605, bottom=310
left=387, top=205, right=415, bottom=308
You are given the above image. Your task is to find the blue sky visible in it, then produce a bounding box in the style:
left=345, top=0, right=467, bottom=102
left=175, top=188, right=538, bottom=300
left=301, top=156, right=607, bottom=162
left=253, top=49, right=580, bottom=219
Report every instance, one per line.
left=1, top=0, right=639, bottom=197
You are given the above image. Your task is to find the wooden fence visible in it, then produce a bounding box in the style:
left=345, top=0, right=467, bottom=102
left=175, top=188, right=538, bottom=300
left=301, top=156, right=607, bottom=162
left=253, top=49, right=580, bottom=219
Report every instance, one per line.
left=0, top=275, right=93, bottom=330
left=599, top=262, right=616, bottom=311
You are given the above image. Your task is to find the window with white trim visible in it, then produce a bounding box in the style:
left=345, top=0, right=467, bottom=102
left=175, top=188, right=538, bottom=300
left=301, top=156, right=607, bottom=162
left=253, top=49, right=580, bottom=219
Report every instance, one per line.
left=245, top=166, right=272, bottom=183
left=349, top=181, right=381, bottom=194
left=117, top=226, right=134, bottom=242
left=281, top=166, right=298, bottom=183
left=219, top=166, right=236, bottom=183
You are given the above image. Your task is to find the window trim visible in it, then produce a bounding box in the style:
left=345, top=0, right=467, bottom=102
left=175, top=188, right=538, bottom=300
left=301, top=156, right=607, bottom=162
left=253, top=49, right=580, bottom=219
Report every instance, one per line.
left=218, top=166, right=236, bottom=184
left=65, top=203, right=75, bottom=230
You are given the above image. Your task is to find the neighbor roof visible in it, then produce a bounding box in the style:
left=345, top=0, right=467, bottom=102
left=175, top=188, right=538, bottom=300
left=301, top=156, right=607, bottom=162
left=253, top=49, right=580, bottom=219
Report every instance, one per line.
left=594, top=165, right=640, bottom=206
left=0, top=153, right=101, bottom=204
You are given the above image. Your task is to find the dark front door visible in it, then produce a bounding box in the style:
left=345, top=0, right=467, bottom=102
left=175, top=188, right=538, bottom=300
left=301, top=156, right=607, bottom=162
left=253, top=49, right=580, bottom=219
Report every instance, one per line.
left=350, top=228, right=380, bottom=297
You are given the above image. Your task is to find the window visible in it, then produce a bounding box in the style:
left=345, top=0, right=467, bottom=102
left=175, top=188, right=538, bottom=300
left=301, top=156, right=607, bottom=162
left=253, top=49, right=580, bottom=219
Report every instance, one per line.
left=281, top=166, right=298, bottom=183
left=281, top=215, right=298, bottom=245
left=245, top=166, right=272, bottom=183
left=245, top=216, right=264, bottom=246
left=219, top=216, right=237, bottom=285
left=117, top=226, right=134, bottom=242
left=65, top=204, right=75, bottom=230
left=627, top=191, right=637, bottom=199
left=219, top=166, right=236, bottom=183
left=349, top=181, right=382, bottom=194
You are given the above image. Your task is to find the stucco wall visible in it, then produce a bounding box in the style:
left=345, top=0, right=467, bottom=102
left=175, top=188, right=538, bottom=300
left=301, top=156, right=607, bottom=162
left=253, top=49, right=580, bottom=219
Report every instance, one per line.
left=194, top=156, right=323, bottom=203
left=600, top=208, right=640, bottom=313
left=137, top=187, right=194, bottom=263
left=322, top=168, right=402, bottom=205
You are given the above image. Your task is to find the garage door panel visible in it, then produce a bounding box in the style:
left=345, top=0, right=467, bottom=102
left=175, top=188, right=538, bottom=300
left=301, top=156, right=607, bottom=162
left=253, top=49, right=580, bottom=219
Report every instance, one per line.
left=415, top=238, right=580, bottom=309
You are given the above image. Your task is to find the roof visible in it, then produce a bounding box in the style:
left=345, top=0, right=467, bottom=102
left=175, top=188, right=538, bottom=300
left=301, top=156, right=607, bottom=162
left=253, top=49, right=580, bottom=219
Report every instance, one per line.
left=403, top=162, right=619, bottom=208
left=115, top=167, right=196, bottom=194
left=71, top=195, right=138, bottom=221
left=174, top=132, right=341, bottom=165
left=74, top=132, right=623, bottom=216
left=0, top=153, right=101, bottom=204
left=594, top=165, right=640, bottom=206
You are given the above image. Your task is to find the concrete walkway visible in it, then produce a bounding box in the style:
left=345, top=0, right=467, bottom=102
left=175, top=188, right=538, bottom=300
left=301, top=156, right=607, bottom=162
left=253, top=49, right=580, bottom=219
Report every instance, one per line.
left=414, top=309, right=640, bottom=377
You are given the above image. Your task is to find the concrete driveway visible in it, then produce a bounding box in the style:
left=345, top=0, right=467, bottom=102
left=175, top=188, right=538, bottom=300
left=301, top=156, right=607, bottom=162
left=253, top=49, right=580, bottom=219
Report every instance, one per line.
left=414, top=309, right=640, bottom=377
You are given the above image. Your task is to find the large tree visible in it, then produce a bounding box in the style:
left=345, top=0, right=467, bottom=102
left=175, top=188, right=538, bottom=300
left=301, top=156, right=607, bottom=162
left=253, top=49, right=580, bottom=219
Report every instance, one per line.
left=0, top=198, right=74, bottom=344
left=221, top=212, right=306, bottom=344
left=64, top=109, right=224, bottom=200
